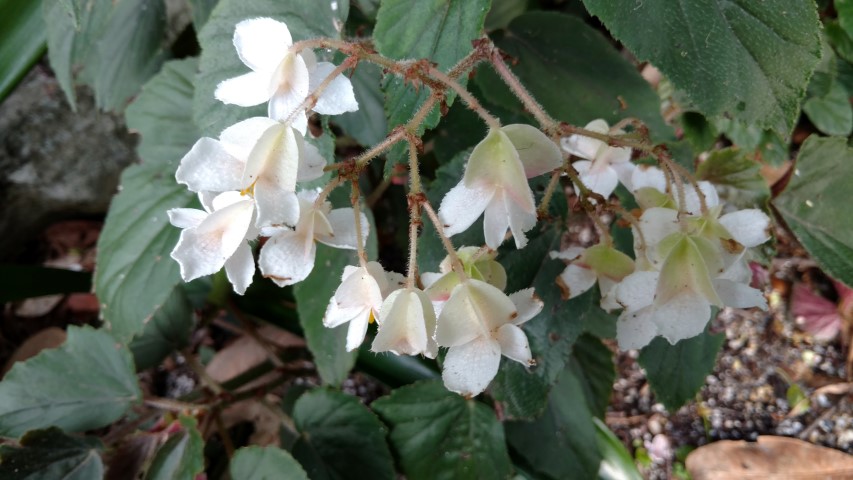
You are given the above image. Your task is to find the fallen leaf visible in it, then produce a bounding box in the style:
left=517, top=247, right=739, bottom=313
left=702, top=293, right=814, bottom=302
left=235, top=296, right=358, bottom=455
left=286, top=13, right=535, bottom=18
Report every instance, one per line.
left=205, top=325, right=303, bottom=384
left=791, top=282, right=841, bottom=341
left=686, top=435, right=853, bottom=479
left=2, top=327, right=67, bottom=375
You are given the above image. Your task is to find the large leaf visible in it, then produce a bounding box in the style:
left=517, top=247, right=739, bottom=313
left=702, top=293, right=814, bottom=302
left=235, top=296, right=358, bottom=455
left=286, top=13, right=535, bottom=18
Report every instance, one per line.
left=291, top=389, right=394, bottom=480
left=128, top=287, right=194, bottom=371
left=97, top=58, right=201, bottom=343
left=570, top=333, right=615, bottom=419
left=696, top=147, right=770, bottom=208
left=582, top=0, right=821, bottom=135
left=372, top=381, right=512, bottom=480
left=476, top=11, right=669, bottom=139
left=0, top=428, right=103, bottom=480
left=373, top=0, right=490, bottom=173
left=144, top=417, right=204, bottom=480
left=0, top=0, right=46, bottom=103
left=638, top=329, right=725, bottom=410
left=0, top=326, right=141, bottom=437
left=230, top=446, right=309, bottom=480
left=193, top=0, right=349, bottom=136
left=773, top=136, right=853, bottom=286
left=42, top=0, right=167, bottom=111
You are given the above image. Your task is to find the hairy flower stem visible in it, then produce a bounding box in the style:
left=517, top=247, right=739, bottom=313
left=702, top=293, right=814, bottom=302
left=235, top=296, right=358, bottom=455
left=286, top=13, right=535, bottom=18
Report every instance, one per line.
left=666, top=158, right=709, bottom=215
left=421, top=200, right=467, bottom=279
left=282, top=56, right=358, bottom=127
left=406, top=140, right=422, bottom=288
left=489, top=48, right=557, bottom=134
left=314, top=176, right=344, bottom=208
left=537, top=153, right=571, bottom=218
left=428, top=66, right=501, bottom=129
left=351, top=183, right=369, bottom=268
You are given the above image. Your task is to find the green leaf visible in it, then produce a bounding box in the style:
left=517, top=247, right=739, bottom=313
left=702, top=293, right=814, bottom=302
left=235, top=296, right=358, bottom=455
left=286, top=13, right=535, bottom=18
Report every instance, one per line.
left=476, top=11, right=669, bottom=139
left=773, top=135, right=853, bottom=286
left=582, top=0, right=821, bottom=135
left=506, top=368, right=601, bottom=480
left=291, top=389, right=394, bottom=480
left=838, top=0, right=853, bottom=38
left=193, top=0, right=348, bottom=136
left=335, top=62, right=388, bottom=146
left=570, top=334, right=615, bottom=419
left=594, top=418, right=643, bottom=480
left=0, top=428, right=103, bottom=480
left=144, top=416, right=204, bottom=480
left=230, top=446, right=309, bottom=480
left=803, top=80, right=853, bottom=136
left=293, top=244, right=358, bottom=386
left=0, top=326, right=141, bottom=437
left=0, top=0, right=46, bottom=103
left=189, top=0, right=219, bottom=31
left=696, top=147, right=770, bottom=207
left=128, top=287, right=194, bottom=371
left=0, top=266, right=90, bottom=303
left=97, top=58, right=201, bottom=343
left=638, top=329, right=725, bottom=410
left=373, top=0, right=490, bottom=174
left=484, top=0, right=527, bottom=31
left=372, top=381, right=511, bottom=480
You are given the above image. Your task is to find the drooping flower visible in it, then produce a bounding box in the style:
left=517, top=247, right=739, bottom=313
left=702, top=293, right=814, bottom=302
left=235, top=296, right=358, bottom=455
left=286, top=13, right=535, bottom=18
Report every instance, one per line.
left=435, top=279, right=542, bottom=397
left=438, top=124, right=562, bottom=249
left=372, top=287, right=438, bottom=358
left=561, top=119, right=634, bottom=198
left=168, top=192, right=258, bottom=294
left=214, top=17, right=358, bottom=132
left=550, top=243, right=635, bottom=311
left=259, top=190, right=367, bottom=287
left=176, top=117, right=325, bottom=228
left=323, top=261, right=403, bottom=352
left=422, top=246, right=507, bottom=316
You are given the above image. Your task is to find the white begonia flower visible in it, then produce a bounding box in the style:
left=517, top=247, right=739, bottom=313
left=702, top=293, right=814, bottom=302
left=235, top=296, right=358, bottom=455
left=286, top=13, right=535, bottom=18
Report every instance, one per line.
left=435, top=279, right=542, bottom=397
left=259, top=189, right=368, bottom=287
left=323, top=261, right=404, bottom=352
left=176, top=117, right=326, bottom=228
left=372, top=287, right=438, bottom=358
left=422, top=247, right=507, bottom=317
left=550, top=243, right=635, bottom=311
left=561, top=119, right=634, bottom=199
left=168, top=192, right=258, bottom=295
left=438, top=124, right=562, bottom=249
left=214, top=17, right=358, bottom=134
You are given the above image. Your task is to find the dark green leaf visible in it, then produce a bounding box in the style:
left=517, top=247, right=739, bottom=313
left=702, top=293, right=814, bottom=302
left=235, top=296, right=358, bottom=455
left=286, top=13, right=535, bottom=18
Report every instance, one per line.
left=189, top=0, right=218, bottom=31
left=594, top=418, right=643, bottom=480
left=144, top=416, right=204, bottom=480
left=476, top=12, right=669, bottom=139
left=0, top=428, right=103, bottom=480
left=0, top=266, right=90, bottom=303
left=506, top=368, right=601, bottom=480
left=373, top=0, right=490, bottom=174
left=570, top=334, right=615, bottom=419
left=230, top=446, right=308, bottom=480
left=680, top=112, right=719, bottom=152
left=773, top=135, right=853, bottom=286
left=128, top=287, right=193, bottom=370
left=838, top=0, right=853, bottom=38
left=335, top=62, right=387, bottom=146
left=638, top=329, right=725, bottom=410
left=825, top=21, right=853, bottom=64
left=582, top=0, right=821, bottom=135
left=0, top=0, right=45, bottom=103
left=194, top=0, right=348, bottom=136
left=696, top=147, right=770, bottom=207
left=803, top=80, right=853, bottom=136
left=0, top=326, right=141, bottom=437
left=372, top=381, right=512, bottom=480
left=292, top=389, right=394, bottom=480
left=484, top=0, right=527, bottom=31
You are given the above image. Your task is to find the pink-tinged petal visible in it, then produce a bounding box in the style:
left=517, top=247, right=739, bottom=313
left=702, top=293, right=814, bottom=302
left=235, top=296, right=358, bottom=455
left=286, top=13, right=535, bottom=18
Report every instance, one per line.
left=259, top=230, right=316, bottom=286
left=504, top=188, right=537, bottom=249
left=442, top=336, right=502, bottom=397
left=372, top=289, right=430, bottom=356
left=652, top=291, right=712, bottom=345
left=496, top=323, right=533, bottom=365
left=550, top=247, right=585, bottom=261
left=501, top=124, right=562, bottom=178
left=578, top=165, right=618, bottom=199
left=438, top=181, right=492, bottom=237
left=424, top=271, right=461, bottom=304
left=713, top=279, right=767, bottom=310
left=631, top=165, right=666, bottom=193
left=557, top=263, right=597, bottom=300
left=225, top=241, right=255, bottom=295
left=233, top=18, right=292, bottom=72
left=317, top=208, right=368, bottom=249
left=296, top=137, right=326, bottom=182
left=219, top=117, right=278, bottom=160
left=215, top=71, right=272, bottom=107
left=483, top=194, right=510, bottom=249
left=791, top=283, right=841, bottom=341
left=176, top=138, right=243, bottom=192
left=508, top=288, right=543, bottom=325
left=615, top=271, right=659, bottom=312
left=616, top=307, right=657, bottom=350
left=168, top=208, right=206, bottom=229
left=719, top=209, right=771, bottom=248
left=310, top=62, right=358, bottom=115
left=346, top=315, right=370, bottom=351
left=268, top=53, right=310, bottom=122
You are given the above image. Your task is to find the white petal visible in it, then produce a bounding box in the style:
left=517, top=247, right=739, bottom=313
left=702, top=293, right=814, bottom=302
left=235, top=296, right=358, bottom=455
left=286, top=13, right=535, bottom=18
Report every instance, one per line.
left=199, top=191, right=217, bottom=213
left=550, top=247, right=585, bottom=261
left=508, top=288, right=543, bottom=325
left=215, top=71, right=272, bottom=107
left=616, top=271, right=659, bottom=312
left=719, top=209, right=771, bottom=248
left=501, top=124, right=562, bottom=178
left=268, top=53, right=310, bottom=122
left=483, top=194, right=510, bottom=249
left=211, top=191, right=249, bottom=211
left=638, top=207, right=680, bottom=267
left=176, top=138, right=243, bottom=192
left=258, top=231, right=316, bottom=286
left=233, top=18, right=292, bottom=72
left=435, top=283, right=487, bottom=348
left=310, top=62, right=358, bottom=115
left=317, top=208, right=367, bottom=249
left=296, top=137, right=327, bottom=182
left=558, top=263, right=597, bottom=300
left=345, top=315, right=370, bottom=352
left=561, top=119, right=609, bottom=159
left=612, top=161, right=636, bottom=191
left=680, top=181, right=719, bottom=215
left=242, top=123, right=297, bottom=191
left=438, top=181, right=492, bottom=237
left=224, top=241, right=255, bottom=295
left=168, top=208, right=206, bottom=229
left=578, top=165, right=618, bottom=198
left=323, top=300, right=363, bottom=329
left=442, top=336, right=502, bottom=397
left=219, top=117, right=279, bottom=160
left=616, top=307, right=658, bottom=350
left=713, top=279, right=767, bottom=309
left=598, top=276, right=621, bottom=312
left=631, top=165, right=667, bottom=193
left=496, top=324, right=533, bottom=365
left=423, top=271, right=460, bottom=303
left=652, top=291, right=712, bottom=345
left=372, top=290, right=429, bottom=356
left=334, top=265, right=383, bottom=312
left=290, top=110, right=309, bottom=136
left=504, top=188, right=537, bottom=249
left=600, top=145, right=632, bottom=165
